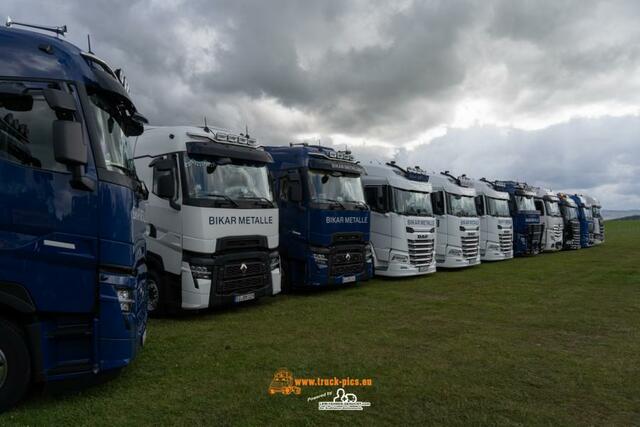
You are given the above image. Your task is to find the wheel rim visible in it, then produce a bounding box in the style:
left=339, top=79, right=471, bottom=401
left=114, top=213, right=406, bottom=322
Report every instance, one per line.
left=147, top=279, right=159, bottom=312
left=0, top=349, right=7, bottom=389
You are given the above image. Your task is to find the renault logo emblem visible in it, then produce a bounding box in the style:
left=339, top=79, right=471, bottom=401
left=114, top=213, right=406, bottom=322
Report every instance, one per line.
left=345, top=253, right=351, bottom=261
left=240, top=263, right=248, bottom=274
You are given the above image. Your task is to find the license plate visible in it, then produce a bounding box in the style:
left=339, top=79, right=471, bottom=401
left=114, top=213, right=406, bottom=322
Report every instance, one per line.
left=418, top=266, right=429, bottom=272
left=235, top=293, right=255, bottom=303
left=343, top=275, right=356, bottom=284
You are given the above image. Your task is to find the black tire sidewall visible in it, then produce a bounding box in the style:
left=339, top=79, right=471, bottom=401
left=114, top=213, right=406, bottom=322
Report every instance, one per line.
left=0, top=319, right=31, bottom=412
left=147, top=268, right=165, bottom=315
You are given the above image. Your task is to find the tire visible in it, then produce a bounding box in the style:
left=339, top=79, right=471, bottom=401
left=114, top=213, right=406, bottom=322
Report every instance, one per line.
left=146, top=268, right=166, bottom=316
left=0, top=318, right=31, bottom=412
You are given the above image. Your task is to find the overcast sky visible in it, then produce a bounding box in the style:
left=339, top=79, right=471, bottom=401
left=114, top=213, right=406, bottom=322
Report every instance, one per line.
left=4, top=0, right=639, bottom=208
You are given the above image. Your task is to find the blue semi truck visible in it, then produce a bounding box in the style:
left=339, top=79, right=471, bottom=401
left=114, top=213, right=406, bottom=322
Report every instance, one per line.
left=0, top=22, right=148, bottom=409
left=570, top=194, right=595, bottom=248
left=265, top=144, right=372, bottom=289
left=484, top=180, right=544, bottom=256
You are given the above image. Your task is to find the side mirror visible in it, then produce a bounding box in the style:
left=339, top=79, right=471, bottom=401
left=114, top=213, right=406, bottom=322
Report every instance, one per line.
left=156, top=172, right=175, bottom=199
left=44, top=88, right=76, bottom=112
left=53, top=120, right=94, bottom=191
left=289, top=181, right=302, bottom=203
left=287, top=169, right=302, bottom=202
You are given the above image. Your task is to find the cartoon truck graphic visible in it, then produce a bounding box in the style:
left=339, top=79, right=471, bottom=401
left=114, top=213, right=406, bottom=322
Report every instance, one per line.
left=268, top=368, right=302, bottom=395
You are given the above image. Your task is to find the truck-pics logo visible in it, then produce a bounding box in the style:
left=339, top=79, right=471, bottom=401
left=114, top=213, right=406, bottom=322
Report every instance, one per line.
left=268, top=368, right=302, bottom=396
left=268, top=368, right=373, bottom=397
left=208, top=215, right=274, bottom=225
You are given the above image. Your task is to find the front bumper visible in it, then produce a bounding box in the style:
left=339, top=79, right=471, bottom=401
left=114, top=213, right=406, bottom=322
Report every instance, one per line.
left=375, top=260, right=436, bottom=277
left=180, top=250, right=281, bottom=310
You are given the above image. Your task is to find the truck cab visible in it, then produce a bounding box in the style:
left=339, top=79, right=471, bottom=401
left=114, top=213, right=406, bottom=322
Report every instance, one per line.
left=471, top=179, right=514, bottom=261
left=534, top=188, right=564, bottom=251
left=0, top=24, right=147, bottom=409
left=265, top=144, right=372, bottom=289
left=362, top=162, right=436, bottom=277
left=428, top=172, right=481, bottom=268
left=557, top=193, right=581, bottom=250
left=586, top=195, right=605, bottom=244
left=490, top=181, right=544, bottom=256
left=134, top=126, right=281, bottom=313
left=570, top=194, right=595, bottom=248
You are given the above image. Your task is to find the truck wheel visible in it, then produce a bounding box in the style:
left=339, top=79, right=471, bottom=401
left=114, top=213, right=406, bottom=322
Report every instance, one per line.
left=146, top=269, right=166, bottom=316
left=0, top=318, right=31, bottom=412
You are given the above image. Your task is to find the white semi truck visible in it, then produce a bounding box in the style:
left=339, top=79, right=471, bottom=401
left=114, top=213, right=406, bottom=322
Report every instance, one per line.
left=362, top=162, right=436, bottom=277
left=471, top=179, right=514, bottom=261
left=428, top=172, right=481, bottom=268
left=534, top=188, right=564, bottom=251
left=586, top=195, right=605, bottom=244
left=134, top=126, right=281, bottom=314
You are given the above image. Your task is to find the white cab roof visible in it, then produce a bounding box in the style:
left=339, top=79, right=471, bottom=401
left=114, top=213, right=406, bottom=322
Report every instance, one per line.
left=427, top=173, right=476, bottom=197
left=535, top=187, right=559, bottom=201
left=134, top=125, right=260, bottom=158
left=362, top=163, right=432, bottom=192
left=472, top=179, right=510, bottom=200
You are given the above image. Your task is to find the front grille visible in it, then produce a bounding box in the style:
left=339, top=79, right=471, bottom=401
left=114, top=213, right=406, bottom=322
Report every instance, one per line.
left=330, top=246, right=365, bottom=277
left=220, top=275, right=266, bottom=295
left=408, top=237, right=435, bottom=266
left=218, top=259, right=269, bottom=295
left=551, top=224, right=563, bottom=241
left=565, top=221, right=581, bottom=249
left=499, top=232, right=513, bottom=253
left=461, top=235, right=480, bottom=259
left=224, top=262, right=264, bottom=277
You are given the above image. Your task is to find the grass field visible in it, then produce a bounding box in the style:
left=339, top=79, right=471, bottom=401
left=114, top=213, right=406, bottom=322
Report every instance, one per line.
left=2, top=221, right=639, bottom=426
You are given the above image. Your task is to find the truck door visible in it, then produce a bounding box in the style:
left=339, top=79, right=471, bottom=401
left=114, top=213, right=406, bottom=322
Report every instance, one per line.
left=364, top=185, right=391, bottom=263
left=0, top=81, right=98, bottom=313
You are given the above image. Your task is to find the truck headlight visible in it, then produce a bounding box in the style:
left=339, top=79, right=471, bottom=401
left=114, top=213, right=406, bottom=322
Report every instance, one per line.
left=488, top=243, right=500, bottom=251
left=270, top=251, right=280, bottom=270
left=191, top=265, right=212, bottom=280
left=448, top=247, right=463, bottom=256
left=312, top=252, right=328, bottom=265
left=117, top=288, right=133, bottom=313
left=365, top=244, right=373, bottom=262
left=390, top=252, right=409, bottom=264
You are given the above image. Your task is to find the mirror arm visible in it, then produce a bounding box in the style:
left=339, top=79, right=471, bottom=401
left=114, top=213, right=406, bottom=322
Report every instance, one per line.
left=69, top=165, right=95, bottom=191
left=169, top=199, right=181, bottom=211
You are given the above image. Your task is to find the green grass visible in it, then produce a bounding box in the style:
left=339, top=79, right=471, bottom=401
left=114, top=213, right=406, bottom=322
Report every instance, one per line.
left=2, top=221, right=640, bottom=426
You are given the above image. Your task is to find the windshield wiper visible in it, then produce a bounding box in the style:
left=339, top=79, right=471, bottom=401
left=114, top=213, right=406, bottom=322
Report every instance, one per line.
left=202, top=193, right=239, bottom=207
left=316, top=198, right=346, bottom=210
left=238, top=196, right=275, bottom=208
left=346, top=200, right=369, bottom=210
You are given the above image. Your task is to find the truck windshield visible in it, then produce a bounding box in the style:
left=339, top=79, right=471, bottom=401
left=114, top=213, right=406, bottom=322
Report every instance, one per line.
left=592, top=206, right=601, bottom=217
left=562, top=206, right=578, bottom=220
left=582, top=207, right=593, bottom=219
left=486, top=197, right=510, bottom=217
left=183, top=154, right=273, bottom=206
left=515, top=195, right=536, bottom=212
left=393, top=188, right=433, bottom=216
left=545, top=200, right=562, bottom=216
left=308, top=170, right=366, bottom=206
left=446, top=193, right=477, bottom=217
left=87, top=93, right=136, bottom=176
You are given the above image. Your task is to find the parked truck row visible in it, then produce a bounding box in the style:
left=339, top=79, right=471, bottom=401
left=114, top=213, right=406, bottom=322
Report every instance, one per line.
left=0, top=21, right=606, bottom=410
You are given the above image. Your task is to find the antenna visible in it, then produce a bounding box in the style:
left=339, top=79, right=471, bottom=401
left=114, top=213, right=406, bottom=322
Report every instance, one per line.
left=203, top=117, right=210, bottom=133
left=6, top=16, right=67, bottom=37
left=245, top=124, right=249, bottom=138
left=87, top=34, right=93, bottom=54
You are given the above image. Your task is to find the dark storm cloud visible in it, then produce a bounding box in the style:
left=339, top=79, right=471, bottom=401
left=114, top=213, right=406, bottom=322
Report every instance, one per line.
left=3, top=0, right=639, bottom=207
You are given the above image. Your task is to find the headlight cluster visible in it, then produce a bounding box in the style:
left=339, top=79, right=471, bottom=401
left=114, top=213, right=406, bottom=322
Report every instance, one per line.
left=191, top=265, right=212, bottom=280
left=448, top=247, right=463, bottom=257
left=117, top=288, right=133, bottom=313
left=390, top=252, right=409, bottom=264
left=365, top=244, right=373, bottom=262
left=270, top=252, right=280, bottom=270
left=488, top=243, right=500, bottom=251
left=312, top=252, right=328, bottom=265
